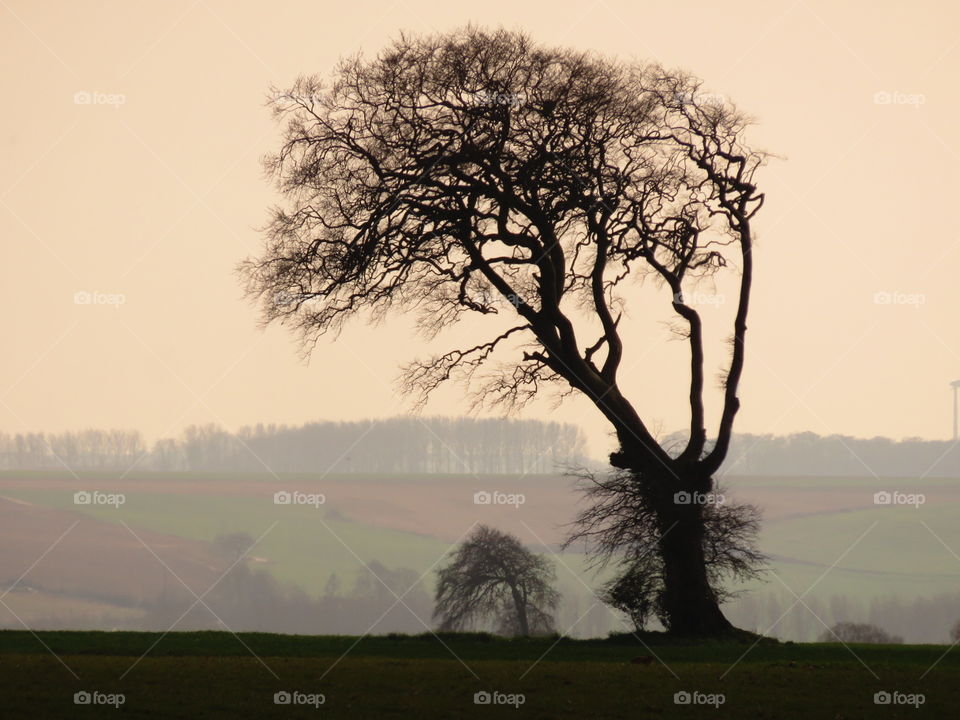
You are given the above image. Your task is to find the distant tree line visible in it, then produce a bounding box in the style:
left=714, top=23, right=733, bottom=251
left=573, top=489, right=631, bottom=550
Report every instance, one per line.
left=708, top=432, right=960, bottom=477
left=725, top=589, right=960, bottom=643
left=0, top=417, right=587, bottom=474
left=5, top=424, right=958, bottom=476
left=0, top=429, right=145, bottom=471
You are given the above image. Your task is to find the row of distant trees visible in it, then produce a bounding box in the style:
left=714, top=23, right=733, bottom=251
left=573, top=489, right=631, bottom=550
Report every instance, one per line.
left=725, top=589, right=960, bottom=643
left=659, top=431, right=960, bottom=478
left=0, top=429, right=145, bottom=470
left=3, top=424, right=959, bottom=476
left=0, top=417, right=587, bottom=474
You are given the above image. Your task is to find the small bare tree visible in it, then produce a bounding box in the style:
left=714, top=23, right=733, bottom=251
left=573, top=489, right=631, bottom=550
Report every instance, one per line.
left=434, top=525, right=559, bottom=636
left=242, top=27, right=766, bottom=634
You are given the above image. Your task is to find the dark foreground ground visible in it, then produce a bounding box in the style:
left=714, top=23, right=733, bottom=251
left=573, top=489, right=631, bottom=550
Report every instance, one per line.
left=0, top=631, right=955, bottom=718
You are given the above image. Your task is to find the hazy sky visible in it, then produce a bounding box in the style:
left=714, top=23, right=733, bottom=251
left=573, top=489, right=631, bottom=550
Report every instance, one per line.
left=2, top=0, right=958, bottom=458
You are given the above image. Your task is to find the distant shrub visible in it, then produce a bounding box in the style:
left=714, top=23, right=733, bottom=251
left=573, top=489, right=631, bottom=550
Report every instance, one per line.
left=818, top=622, right=902, bottom=644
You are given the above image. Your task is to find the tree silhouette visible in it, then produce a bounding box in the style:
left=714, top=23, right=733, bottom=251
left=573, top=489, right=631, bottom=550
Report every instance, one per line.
left=567, top=471, right=765, bottom=630
left=242, top=27, right=766, bottom=634
left=433, top=525, right=558, bottom=636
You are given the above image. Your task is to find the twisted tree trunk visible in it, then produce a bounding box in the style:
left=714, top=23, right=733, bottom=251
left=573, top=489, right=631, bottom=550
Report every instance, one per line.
left=656, top=492, right=733, bottom=635
left=614, top=435, right=735, bottom=636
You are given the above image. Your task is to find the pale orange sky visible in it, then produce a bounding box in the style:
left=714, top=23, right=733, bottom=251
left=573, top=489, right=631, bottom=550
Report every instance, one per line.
left=1, top=0, right=958, bottom=459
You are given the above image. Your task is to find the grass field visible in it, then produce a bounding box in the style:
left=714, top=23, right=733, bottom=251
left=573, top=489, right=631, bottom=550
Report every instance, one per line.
left=0, top=630, right=955, bottom=718
left=5, top=471, right=959, bottom=599
left=3, top=471, right=960, bottom=641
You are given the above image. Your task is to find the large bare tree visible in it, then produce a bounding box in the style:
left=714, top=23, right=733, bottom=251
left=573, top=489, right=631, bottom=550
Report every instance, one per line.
left=567, top=473, right=765, bottom=631
left=242, top=27, right=766, bottom=634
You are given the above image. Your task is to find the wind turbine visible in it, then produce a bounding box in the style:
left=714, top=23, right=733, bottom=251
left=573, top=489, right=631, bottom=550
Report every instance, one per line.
left=953, top=380, right=960, bottom=442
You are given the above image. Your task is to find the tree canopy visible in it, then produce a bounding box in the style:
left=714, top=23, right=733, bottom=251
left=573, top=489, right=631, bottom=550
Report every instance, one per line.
left=242, top=26, right=765, bottom=477
left=434, top=524, right=559, bottom=636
